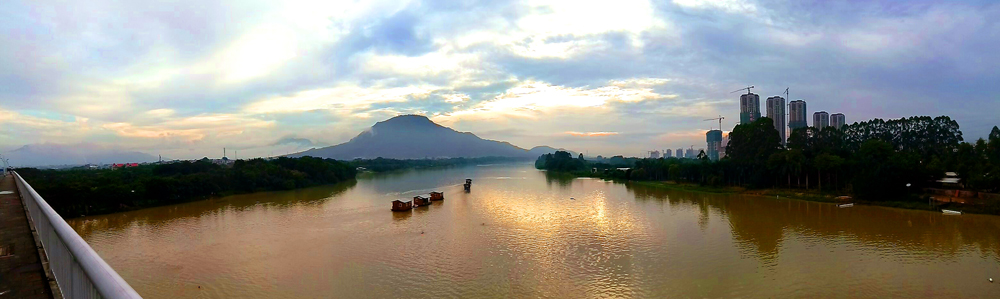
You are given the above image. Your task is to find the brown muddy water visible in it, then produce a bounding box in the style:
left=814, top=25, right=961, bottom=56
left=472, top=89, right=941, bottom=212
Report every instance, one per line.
left=68, top=163, right=1000, bottom=298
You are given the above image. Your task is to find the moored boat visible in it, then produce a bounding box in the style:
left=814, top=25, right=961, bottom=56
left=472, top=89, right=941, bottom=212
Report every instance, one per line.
left=838, top=203, right=854, bottom=208
left=414, top=196, right=431, bottom=207
left=391, top=199, right=413, bottom=211
left=429, top=191, right=444, bottom=201
left=942, top=209, right=962, bottom=215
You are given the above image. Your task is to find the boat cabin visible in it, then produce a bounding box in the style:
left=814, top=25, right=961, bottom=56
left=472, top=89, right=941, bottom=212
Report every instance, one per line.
left=413, top=196, right=431, bottom=206
left=429, top=192, right=444, bottom=201
left=391, top=200, right=413, bottom=211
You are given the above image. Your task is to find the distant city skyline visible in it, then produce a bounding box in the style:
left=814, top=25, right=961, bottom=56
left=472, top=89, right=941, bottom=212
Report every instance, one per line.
left=1, top=0, right=998, bottom=159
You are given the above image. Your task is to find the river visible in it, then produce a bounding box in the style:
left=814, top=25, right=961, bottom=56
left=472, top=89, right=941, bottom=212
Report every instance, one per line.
left=68, top=163, right=1000, bottom=298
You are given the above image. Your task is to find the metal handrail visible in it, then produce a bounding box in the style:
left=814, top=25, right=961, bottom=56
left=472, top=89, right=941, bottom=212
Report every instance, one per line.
left=13, top=172, right=142, bottom=299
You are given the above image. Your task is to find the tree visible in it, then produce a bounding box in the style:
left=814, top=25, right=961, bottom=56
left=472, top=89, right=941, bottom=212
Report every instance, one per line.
left=725, top=117, right=783, bottom=187
left=726, top=117, right=783, bottom=162
left=852, top=140, right=909, bottom=200
left=814, top=153, right=845, bottom=191
left=767, top=152, right=787, bottom=187
left=787, top=150, right=805, bottom=188
left=537, top=151, right=586, bottom=172
left=668, top=164, right=681, bottom=182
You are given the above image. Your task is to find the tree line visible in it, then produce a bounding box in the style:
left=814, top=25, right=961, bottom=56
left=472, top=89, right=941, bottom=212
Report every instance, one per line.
left=537, top=115, right=1000, bottom=203
left=16, top=156, right=356, bottom=217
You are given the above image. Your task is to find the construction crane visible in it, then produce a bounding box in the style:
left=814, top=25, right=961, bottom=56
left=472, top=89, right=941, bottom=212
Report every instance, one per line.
left=729, top=85, right=754, bottom=94
left=704, top=115, right=725, bottom=131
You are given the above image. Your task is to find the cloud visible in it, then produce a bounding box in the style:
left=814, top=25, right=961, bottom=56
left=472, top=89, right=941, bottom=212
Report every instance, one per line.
left=565, top=131, right=619, bottom=137
left=1, top=0, right=999, bottom=158
left=436, top=79, right=673, bottom=122
left=672, top=0, right=757, bottom=14
left=243, top=85, right=437, bottom=115
left=272, top=136, right=325, bottom=148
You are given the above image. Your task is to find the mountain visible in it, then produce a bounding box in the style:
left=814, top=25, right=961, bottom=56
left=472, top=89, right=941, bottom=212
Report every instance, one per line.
left=289, top=115, right=571, bottom=160
left=3, top=143, right=159, bottom=168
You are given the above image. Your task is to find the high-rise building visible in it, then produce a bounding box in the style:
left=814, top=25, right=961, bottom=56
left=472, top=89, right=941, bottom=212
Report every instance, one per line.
left=813, top=111, right=830, bottom=129
left=664, top=149, right=672, bottom=158
left=685, top=148, right=695, bottom=159
left=766, top=96, right=786, bottom=145
left=649, top=150, right=660, bottom=159
left=676, top=148, right=684, bottom=158
left=706, top=130, right=723, bottom=161
left=789, top=100, right=808, bottom=131
left=831, top=113, right=846, bottom=130
left=739, top=93, right=761, bottom=125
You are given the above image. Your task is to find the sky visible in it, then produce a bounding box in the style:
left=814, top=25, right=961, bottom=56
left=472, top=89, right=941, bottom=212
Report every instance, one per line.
left=1, top=0, right=998, bottom=160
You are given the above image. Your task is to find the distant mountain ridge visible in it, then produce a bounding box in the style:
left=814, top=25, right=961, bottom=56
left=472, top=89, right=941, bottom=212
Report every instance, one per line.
left=3, top=143, right=158, bottom=167
left=289, top=115, right=574, bottom=160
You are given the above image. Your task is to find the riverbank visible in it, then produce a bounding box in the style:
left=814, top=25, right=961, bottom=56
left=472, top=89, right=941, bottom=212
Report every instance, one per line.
left=17, top=157, right=529, bottom=218
left=16, top=157, right=357, bottom=217
left=566, top=172, right=1000, bottom=215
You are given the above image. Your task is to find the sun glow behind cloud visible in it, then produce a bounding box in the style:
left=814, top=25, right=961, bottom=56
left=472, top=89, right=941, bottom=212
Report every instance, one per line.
left=218, top=25, right=300, bottom=84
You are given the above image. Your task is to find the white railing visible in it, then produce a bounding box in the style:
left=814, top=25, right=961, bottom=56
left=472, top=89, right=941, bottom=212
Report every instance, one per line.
left=13, top=172, right=142, bottom=299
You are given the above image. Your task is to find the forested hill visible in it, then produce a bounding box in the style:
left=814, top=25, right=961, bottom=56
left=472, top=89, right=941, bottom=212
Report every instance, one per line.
left=289, top=115, right=571, bottom=159
left=16, top=157, right=356, bottom=217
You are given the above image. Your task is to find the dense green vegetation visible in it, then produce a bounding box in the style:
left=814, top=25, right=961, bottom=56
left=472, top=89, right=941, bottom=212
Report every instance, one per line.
left=535, top=151, right=586, bottom=172
left=351, top=156, right=529, bottom=172
left=16, top=157, right=356, bottom=217
left=538, top=116, right=1000, bottom=208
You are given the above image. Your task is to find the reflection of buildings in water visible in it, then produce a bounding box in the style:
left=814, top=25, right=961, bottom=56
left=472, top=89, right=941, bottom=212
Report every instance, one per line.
left=622, top=183, right=1000, bottom=262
